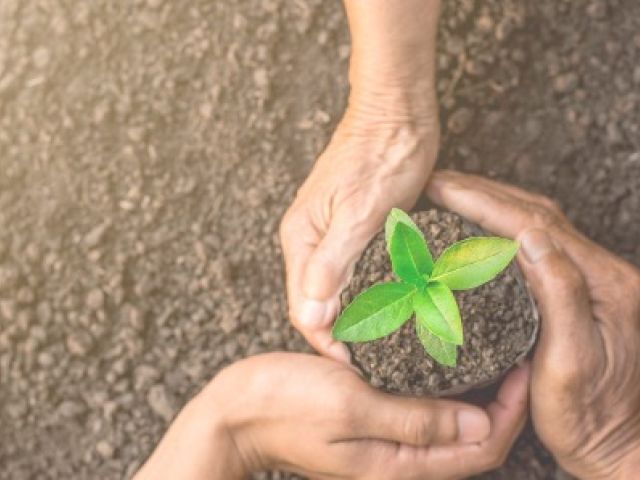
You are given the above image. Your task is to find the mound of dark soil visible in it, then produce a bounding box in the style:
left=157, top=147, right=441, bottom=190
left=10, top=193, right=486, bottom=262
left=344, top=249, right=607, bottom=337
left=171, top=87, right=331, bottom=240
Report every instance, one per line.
left=342, top=209, right=538, bottom=396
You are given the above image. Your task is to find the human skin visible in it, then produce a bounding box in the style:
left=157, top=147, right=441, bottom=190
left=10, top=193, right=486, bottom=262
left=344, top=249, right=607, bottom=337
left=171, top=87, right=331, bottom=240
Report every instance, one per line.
left=426, top=170, right=640, bottom=480
left=134, top=353, right=530, bottom=479
left=280, top=0, right=442, bottom=362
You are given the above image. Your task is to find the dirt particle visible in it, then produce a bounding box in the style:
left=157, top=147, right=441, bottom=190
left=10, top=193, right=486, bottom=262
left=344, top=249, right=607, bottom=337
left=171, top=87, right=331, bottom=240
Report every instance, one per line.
left=0, top=265, right=19, bottom=292
left=96, top=440, right=115, bottom=459
left=134, top=365, right=161, bottom=391
left=84, top=222, right=111, bottom=248
left=123, top=304, right=146, bottom=331
left=0, top=299, right=16, bottom=320
left=86, top=289, right=105, bottom=311
left=66, top=331, right=94, bottom=357
left=476, top=14, right=494, bottom=33
left=57, top=399, right=87, bottom=419
left=32, top=47, right=51, bottom=69
left=253, top=68, right=269, bottom=88
left=447, top=107, right=475, bottom=134
left=586, top=1, right=607, bottom=20
left=16, top=286, right=35, bottom=305
left=146, top=384, right=176, bottom=422
left=553, top=72, right=579, bottom=94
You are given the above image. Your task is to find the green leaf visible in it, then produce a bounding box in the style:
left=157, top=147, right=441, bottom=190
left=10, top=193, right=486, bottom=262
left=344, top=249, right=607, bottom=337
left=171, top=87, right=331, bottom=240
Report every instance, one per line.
left=333, top=282, right=417, bottom=342
left=414, top=282, right=463, bottom=345
left=430, top=237, right=519, bottom=290
left=416, top=320, right=458, bottom=367
left=389, top=223, right=433, bottom=286
left=385, top=208, right=434, bottom=275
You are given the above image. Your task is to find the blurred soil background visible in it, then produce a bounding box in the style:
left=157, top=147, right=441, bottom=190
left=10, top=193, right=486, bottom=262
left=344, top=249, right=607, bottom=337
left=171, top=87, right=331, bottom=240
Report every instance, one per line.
left=1, top=0, right=639, bottom=478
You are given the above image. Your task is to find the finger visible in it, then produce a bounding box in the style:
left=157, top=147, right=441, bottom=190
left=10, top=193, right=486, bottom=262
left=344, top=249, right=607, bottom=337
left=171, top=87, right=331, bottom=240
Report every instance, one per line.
left=280, top=210, right=351, bottom=363
left=418, top=363, right=531, bottom=478
left=299, top=207, right=385, bottom=364
left=425, top=170, right=612, bottom=279
left=352, top=388, right=491, bottom=447
left=279, top=209, right=317, bottom=326
left=426, top=170, right=544, bottom=238
left=517, top=229, right=601, bottom=373
left=433, top=169, right=555, bottom=207
left=302, top=207, right=382, bottom=303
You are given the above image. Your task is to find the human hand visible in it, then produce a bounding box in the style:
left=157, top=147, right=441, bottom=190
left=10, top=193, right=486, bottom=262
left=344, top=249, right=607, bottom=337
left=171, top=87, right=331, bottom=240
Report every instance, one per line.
left=426, top=170, right=640, bottom=479
left=135, top=352, right=531, bottom=480
left=280, top=0, right=442, bottom=363
left=280, top=95, right=439, bottom=362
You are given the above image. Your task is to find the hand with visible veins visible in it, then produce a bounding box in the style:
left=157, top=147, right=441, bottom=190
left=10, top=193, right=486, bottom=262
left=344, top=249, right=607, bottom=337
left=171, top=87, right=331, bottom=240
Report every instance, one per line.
left=281, top=0, right=441, bottom=362
left=427, top=170, right=640, bottom=480
left=134, top=352, right=531, bottom=480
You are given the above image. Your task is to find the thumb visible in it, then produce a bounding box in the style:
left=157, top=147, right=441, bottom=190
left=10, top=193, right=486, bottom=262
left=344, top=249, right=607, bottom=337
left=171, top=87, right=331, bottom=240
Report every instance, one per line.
left=356, top=390, right=491, bottom=446
left=301, top=210, right=381, bottom=322
left=517, top=229, right=598, bottom=366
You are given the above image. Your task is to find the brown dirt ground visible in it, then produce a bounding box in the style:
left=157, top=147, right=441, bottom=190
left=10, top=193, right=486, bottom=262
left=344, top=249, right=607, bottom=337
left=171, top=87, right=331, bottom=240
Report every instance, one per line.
left=1, top=0, right=638, bottom=478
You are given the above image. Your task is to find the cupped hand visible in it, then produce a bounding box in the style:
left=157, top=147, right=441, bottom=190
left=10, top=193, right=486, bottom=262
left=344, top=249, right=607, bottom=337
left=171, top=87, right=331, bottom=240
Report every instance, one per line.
left=135, top=352, right=530, bottom=480
left=426, top=170, right=640, bottom=479
left=280, top=103, right=439, bottom=362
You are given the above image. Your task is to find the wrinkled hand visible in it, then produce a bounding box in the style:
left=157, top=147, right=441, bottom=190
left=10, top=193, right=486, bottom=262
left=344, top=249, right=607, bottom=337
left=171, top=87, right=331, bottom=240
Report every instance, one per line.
left=280, top=104, right=439, bottom=362
left=427, top=171, right=640, bottom=479
left=135, top=352, right=530, bottom=480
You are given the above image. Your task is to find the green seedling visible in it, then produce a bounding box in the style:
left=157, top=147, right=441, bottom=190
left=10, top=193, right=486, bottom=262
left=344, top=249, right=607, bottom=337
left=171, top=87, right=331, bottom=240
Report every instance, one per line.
left=332, top=208, right=519, bottom=367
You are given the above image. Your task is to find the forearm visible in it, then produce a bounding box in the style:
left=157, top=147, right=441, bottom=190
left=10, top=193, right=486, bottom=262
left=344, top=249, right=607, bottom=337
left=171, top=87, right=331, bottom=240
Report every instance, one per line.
left=343, top=0, right=441, bottom=119
left=133, top=393, right=248, bottom=480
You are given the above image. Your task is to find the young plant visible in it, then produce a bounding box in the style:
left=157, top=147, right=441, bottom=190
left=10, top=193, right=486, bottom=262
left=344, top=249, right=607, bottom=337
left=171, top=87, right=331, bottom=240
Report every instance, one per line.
left=332, top=208, right=519, bottom=367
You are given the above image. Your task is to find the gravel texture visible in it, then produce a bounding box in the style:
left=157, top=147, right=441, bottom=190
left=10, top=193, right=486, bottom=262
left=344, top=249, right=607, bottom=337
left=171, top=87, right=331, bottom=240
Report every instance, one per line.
left=344, top=210, right=538, bottom=397
left=1, top=0, right=639, bottom=478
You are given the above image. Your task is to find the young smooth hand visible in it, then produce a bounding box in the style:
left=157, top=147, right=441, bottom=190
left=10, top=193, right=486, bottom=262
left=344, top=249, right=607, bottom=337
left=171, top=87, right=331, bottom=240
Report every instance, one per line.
left=427, top=171, right=640, bottom=480
left=135, top=352, right=530, bottom=480
left=280, top=0, right=441, bottom=362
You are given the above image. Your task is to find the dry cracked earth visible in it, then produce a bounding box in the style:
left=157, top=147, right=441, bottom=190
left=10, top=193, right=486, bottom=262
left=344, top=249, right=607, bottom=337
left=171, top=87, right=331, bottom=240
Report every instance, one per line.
left=1, top=0, right=639, bottom=478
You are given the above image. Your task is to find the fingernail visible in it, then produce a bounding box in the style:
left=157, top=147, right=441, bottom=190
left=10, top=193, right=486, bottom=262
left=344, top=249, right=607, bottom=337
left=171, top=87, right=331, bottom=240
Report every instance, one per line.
left=298, top=299, right=327, bottom=328
left=457, top=410, right=490, bottom=443
left=520, top=229, right=557, bottom=264
left=328, top=342, right=351, bottom=364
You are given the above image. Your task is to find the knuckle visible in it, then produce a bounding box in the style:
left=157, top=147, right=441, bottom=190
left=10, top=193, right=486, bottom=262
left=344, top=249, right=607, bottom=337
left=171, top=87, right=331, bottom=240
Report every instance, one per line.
left=279, top=209, right=310, bottom=247
left=558, top=266, right=587, bottom=297
left=544, top=261, right=586, bottom=297
left=278, top=211, right=296, bottom=240
left=403, top=409, right=437, bottom=445
left=536, top=195, right=564, bottom=215
left=530, top=205, right=562, bottom=229
left=541, top=351, right=587, bottom=390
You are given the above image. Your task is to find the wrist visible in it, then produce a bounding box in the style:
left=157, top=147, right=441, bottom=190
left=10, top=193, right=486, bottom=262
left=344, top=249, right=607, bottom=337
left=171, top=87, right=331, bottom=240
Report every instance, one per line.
left=133, top=391, right=250, bottom=480
left=200, top=364, right=275, bottom=477
left=345, top=83, right=439, bottom=130
left=345, top=0, right=441, bottom=121
left=195, top=380, right=259, bottom=478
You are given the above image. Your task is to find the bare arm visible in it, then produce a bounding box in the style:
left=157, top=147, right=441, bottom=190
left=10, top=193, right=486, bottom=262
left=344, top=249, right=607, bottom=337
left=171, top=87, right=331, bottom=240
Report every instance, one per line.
left=135, top=353, right=529, bottom=479
left=281, top=1, right=442, bottom=361
left=345, top=0, right=441, bottom=120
